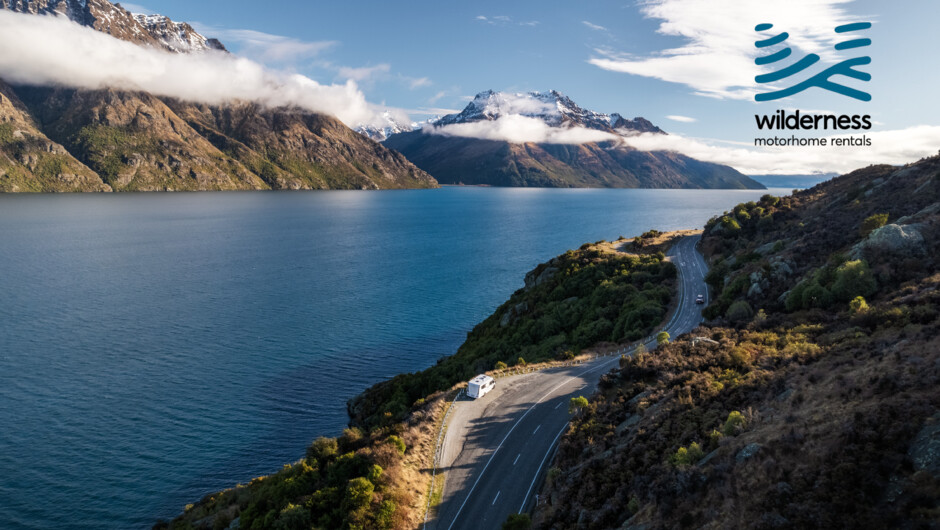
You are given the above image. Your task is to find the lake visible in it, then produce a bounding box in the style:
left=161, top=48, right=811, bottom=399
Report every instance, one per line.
left=0, top=187, right=780, bottom=528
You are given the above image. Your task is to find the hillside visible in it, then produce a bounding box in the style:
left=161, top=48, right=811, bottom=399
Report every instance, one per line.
left=0, top=1, right=437, bottom=191
left=534, top=157, right=940, bottom=528
left=161, top=239, right=679, bottom=529
left=383, top=91, right=763, bottom=189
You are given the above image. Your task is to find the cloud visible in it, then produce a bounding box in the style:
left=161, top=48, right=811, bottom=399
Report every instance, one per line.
left=427, top=114, right=620, bottom=145
left=475, top=15, right=539, bottom=27
left=192, top=25, right=336, bottom=63
left=590, top=0, right=864, bottom=99
left=407, top=76, right=432, bottom=89
left=617, top=126, right=940, bottom=174
left=582, top=21, right=608, bottom=32
left=666, top=115, right=697, bottom=123
left=119, top=2, right=156, bottom=15
left=0, top=11, right=390, bottom=127
left=336, top=63, right=391, bottom=83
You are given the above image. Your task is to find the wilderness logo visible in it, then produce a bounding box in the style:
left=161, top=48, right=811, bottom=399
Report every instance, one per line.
left=752, top=22, right=873, bottom=148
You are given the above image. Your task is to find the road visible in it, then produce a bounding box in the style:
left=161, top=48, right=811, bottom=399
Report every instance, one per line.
left=428, top=234, right=710, bottom=530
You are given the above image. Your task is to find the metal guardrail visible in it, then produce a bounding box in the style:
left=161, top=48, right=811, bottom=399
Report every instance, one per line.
left=423, top=388, right=462, bottom=529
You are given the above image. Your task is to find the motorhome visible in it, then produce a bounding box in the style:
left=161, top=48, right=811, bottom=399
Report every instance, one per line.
left=467, top=374, right=495, bottom=399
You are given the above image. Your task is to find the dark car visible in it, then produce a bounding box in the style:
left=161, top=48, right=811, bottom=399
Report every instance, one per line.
left=695, top=294, right=705, bottom=304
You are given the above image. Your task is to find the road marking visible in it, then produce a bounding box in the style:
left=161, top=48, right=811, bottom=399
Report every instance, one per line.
left=445, top=355, right=621, bottom=530
left=554, top=401, right=562, bottom=410
left=492, top=491, right=500, bottom=505
left=513, top=453, right=520, bottom=465
left=533, top=425, right=541, bottom=435
left=519, top=421, right=569, bottom=513
left=445, top=235, right=707, bottom=530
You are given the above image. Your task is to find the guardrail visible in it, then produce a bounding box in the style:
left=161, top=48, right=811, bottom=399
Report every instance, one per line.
left=423, top=388, right=463, bottom=529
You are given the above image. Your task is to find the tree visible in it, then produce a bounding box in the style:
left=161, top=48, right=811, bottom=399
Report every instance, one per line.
left=860, top=213, right=889, bottom=237
left=726, top=300, right=754, bottom=323
left=569, top=395, right=590, bottom=414
left=502, top=513, right=532, bottom=530
left=656, top=331, right=670, bottom=346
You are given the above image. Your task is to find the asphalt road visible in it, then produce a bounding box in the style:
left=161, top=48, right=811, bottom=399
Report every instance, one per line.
left=428, top=234, right=710, bottom=530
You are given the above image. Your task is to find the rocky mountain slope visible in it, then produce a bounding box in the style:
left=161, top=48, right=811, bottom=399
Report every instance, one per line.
left=535, top=157, right=939, bottom=529
left=0, top=0, right=437, bottom=191
left=383, top=90, right=763, bottom=189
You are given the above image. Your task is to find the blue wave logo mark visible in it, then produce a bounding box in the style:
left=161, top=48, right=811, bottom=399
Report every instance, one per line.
left=754, top=22, right=872, bottom=101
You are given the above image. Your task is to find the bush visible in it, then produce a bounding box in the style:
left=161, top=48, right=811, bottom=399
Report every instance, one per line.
left=503, top=513, right=532, bottom=530
left=656, top=331, right=670, bottom=345
left=860, top=213, right=888, bottom=236
left=386, top=435, right=406, bottom=456
left=832, top=260, right=877, bottom=302
left=306, top=437, right=338, bottom=464
left=569, top=396, right=590, bottom=414
left=723, top=411, right=747, bottom=436
left=671, top=442, right=705, bottom=467
left=726, top=300, right=754, bottom=323
left=849, top=296, right=869, bottom=314
left=495, top=361, right=508, bottom=370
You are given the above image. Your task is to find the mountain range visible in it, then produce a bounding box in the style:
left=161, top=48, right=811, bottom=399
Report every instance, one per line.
left=0, top=1, right=761, bottom=192
left=384, top=90, right=765, bottom=189
left=0, top=0, right=436, bottom=191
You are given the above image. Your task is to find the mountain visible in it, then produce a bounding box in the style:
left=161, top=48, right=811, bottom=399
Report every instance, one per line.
left=536, top=157, right=940, bottom=528
left=749, top=172, right=839, bottom=189
left=0, top=0, right=437, bottom=191
left=355, top=111, right=416, bottom=142
left=383, top=90, right=763, bottom=189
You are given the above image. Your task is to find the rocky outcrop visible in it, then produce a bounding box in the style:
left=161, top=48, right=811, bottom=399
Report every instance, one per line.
left=851, top=223, right=927, bottom=259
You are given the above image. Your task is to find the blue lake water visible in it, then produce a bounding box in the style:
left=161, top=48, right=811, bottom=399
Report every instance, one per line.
left=0, top=187, right=780, bottom=529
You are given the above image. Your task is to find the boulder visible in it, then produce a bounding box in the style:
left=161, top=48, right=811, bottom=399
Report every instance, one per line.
left=851, top=223, right=926, bottom=259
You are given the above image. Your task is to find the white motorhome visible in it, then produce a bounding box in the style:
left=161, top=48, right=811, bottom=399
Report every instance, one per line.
left=467, top=374, right=495, bottom=399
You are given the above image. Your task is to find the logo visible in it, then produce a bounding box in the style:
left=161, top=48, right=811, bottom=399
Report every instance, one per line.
left=753, top=22, right=872, bottom=102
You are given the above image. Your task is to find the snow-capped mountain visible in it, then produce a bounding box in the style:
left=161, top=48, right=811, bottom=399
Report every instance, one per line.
left=433, top=90, right=664, bottom=134
left=355, top=111, right=417, bottom=142
left=133, top=14, right=226, bottom=53
left=0, top=0, right=224, bottom=53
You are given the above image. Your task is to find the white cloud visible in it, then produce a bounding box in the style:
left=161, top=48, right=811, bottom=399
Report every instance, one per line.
left=618, top=126, right=940, bottom=174
left=427, top=114, right=620, bottom=145
left=407, top=76, right=432, bottom=89
left=666, top=115, right=696, bottom=123
left=582, top=21, right=607, bottom=32
left=0, top=11, right=391, bottom=127
left=590, top=0, right=864, bottom=99
left=337, top=63, right=391, bottom=83
left=119, top=2, right=156, bottom=15
left=475, top=15, right=539, bottom=27
left=192, top=25, right=336, bottom=63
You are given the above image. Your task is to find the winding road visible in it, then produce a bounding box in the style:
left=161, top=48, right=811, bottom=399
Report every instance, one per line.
left=427, top=234, right=710, bottom=530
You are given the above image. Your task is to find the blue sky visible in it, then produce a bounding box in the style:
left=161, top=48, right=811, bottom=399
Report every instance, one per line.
left=119, top=0, right=939, bottom=141
left=0, top=0, right=902, bottom=174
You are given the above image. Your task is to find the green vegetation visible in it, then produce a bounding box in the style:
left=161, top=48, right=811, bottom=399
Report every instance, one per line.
left=859, top=213, right=889, bottom=236
left=569, top=396, right=590, bottom=414
left=160, top=426, right=411, bottom=530
left=656, top=331, right=670, bottom=345
left=670, top=442, right=705, bottom=467
left=721, top=410, right=746, bottom=436
left=502, top=513, right=532, bottom=530
left=349, top=245, right=676, bottom=429
left=849, top=296, right=869, bottom=314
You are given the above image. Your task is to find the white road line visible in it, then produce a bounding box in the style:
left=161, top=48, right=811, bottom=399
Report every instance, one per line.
left=554, top=401, right=563, bottom=409
left=492, top=491, right=500, bottom=505
left=513, top=453, right=521, bottom=465
left=533, top=425, right=541, bottom=435
left=445, top=355, right=620, bottom=530
left=519, top=422, right=569, bottom=513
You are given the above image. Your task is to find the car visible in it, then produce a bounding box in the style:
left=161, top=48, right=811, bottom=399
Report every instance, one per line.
left=695, top=294, right=705, bottom=304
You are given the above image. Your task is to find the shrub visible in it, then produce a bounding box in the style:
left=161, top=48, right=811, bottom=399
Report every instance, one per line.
left=569, top=396, right=590, bottom=414
left=628, top=495, right=640, bottom=514
left=306, top=437, right=338, bottom=464
left=723, top=411, right=747, bottom=436
left=516, top=357, right=527, bottom=367
left=860, top=213, right=889, bottom=236
left=726, top=300, right=754, bottom=323
left=656, top=331, right=670, bottom=345
left=671, top=442, right=704, bottom=467
left=495, top=361, right=508, bottom=370
left=386, top=435, right=406, bottom=456
left=760, top=194, right=780, bottom=207
left=849, top=296, right=869, bottom=314
left=831, top=260, right=877, bottom=302
left=502, top=513, right=532, bottom=530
